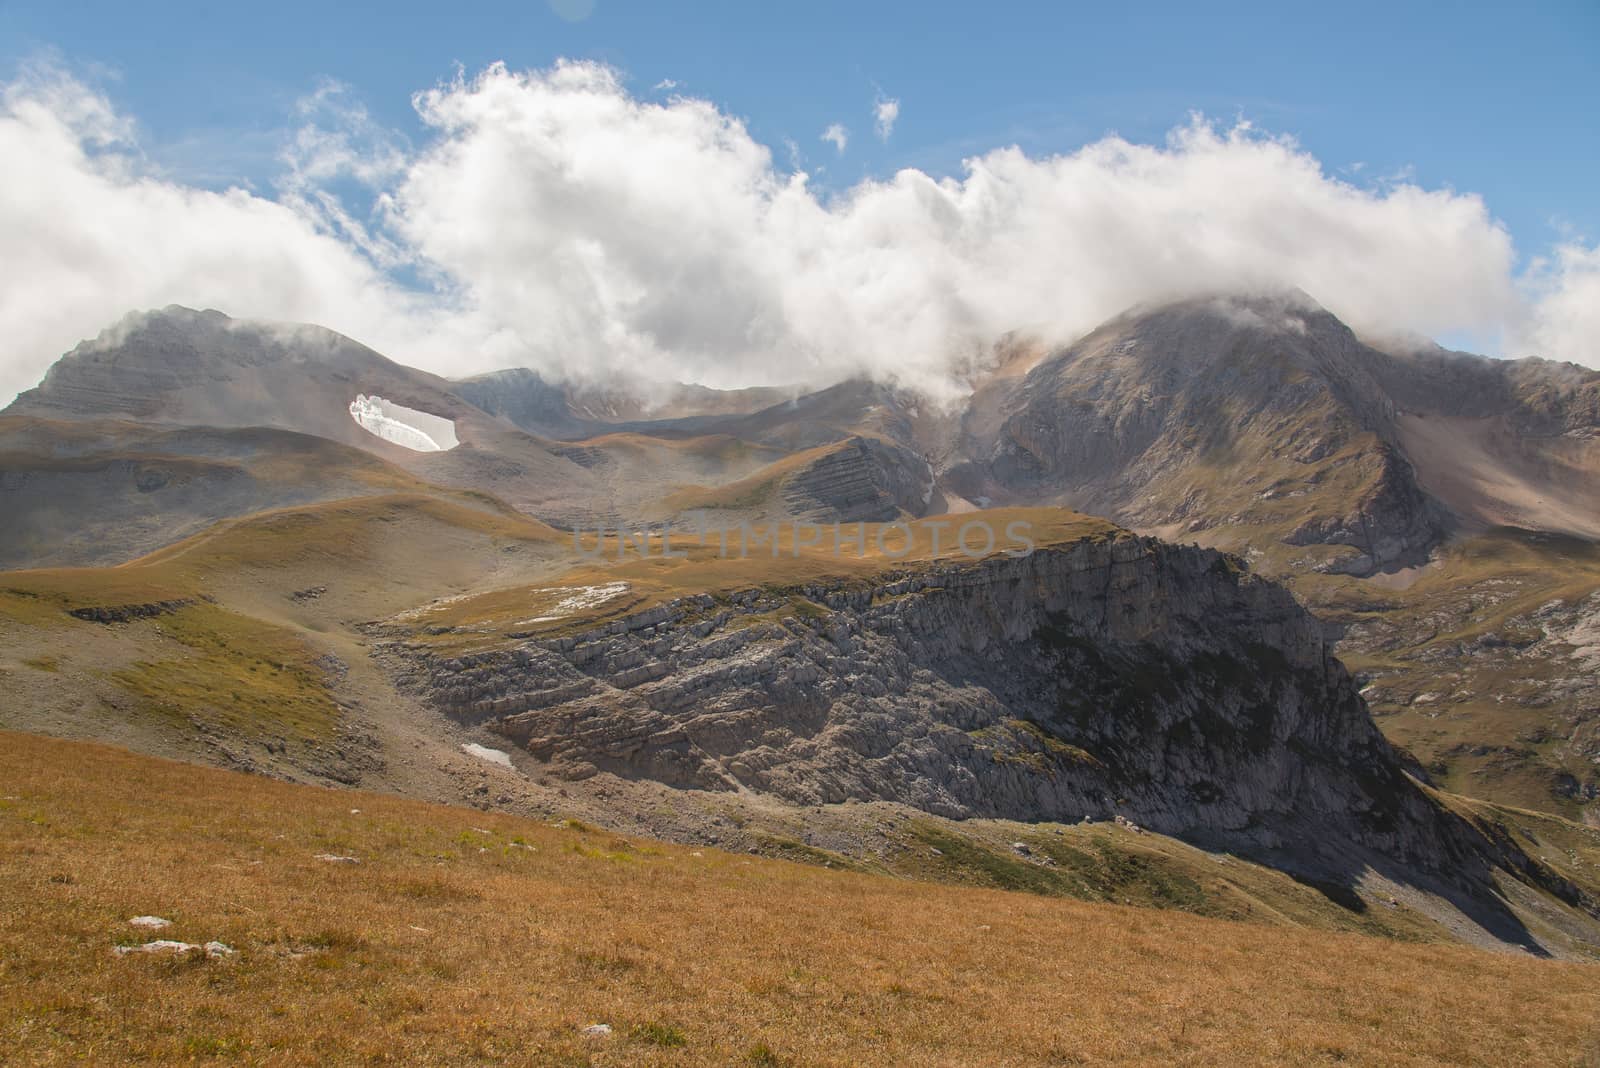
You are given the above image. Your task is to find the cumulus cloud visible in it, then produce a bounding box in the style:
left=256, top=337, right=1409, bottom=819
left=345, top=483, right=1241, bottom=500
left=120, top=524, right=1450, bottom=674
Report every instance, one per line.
left=820, top=122, right=848, bottom=154
left=1518, top=242, right=1600, bottom=368
left=0, top=58, right=1593, bottom=410
left=874, top=95, right=899, bottom=141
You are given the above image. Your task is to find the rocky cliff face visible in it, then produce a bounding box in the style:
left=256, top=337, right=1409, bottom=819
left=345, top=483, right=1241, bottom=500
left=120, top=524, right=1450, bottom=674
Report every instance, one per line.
left=388, top=533, right=1478, bottom=870
left=780, top=436, right=933, bottom=522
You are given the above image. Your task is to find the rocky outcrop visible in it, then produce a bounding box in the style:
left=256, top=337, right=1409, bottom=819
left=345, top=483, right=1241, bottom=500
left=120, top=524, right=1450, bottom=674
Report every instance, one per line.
left=390, top=533, right=1478, bottom=870
left=781, top=437, right=933, bottom=522
left=67, top=597, right=199, bottom=623
left=1282, top=444, right=1446, bottom=574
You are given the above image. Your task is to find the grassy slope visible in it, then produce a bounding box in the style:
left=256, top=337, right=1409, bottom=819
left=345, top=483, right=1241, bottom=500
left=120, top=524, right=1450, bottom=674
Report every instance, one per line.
left=1, top=486, right=1573, bottom=954
left=1, top=493, right=561, bottom=610
left=0, top=493, right=569, bottom=746
left=4, top=731, right=1599, bottom=1067
left=0, top=417, right=453, bottom=569
left=883, top=818, right=1447, bottom=941
left=653, top=440, right=855, bottom=514
left=398, top=507, right=1116, bottom=652
left=1288, top=528, right=1600, bottom=817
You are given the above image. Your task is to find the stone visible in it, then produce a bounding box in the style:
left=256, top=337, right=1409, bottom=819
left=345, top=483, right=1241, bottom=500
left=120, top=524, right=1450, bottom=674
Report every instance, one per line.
left=387, top=535, right=1535, bottom=876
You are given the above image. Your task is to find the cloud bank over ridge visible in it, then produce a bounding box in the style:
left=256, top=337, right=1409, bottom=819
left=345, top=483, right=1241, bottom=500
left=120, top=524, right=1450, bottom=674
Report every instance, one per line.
left=1, top=58, right=1596, bottom=408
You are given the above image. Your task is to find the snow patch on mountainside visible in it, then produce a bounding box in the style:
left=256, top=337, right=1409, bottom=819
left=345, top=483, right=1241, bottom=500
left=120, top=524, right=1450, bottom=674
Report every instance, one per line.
left=461, top=742, right=514, bottom=767
left=518, top=582, right=631, bottom=624
left=349, top=394, right=458, bottom=452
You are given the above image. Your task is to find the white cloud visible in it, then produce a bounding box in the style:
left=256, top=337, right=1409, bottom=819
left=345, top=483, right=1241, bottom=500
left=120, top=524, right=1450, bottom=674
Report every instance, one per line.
left=653, top=79, right=678, bottom=92
left=874, top=95, right=899, bottom=141
left=277, top=79, right=410, bottom=266
left=0, top=58, right=1593, bottom=412
left=820, top=122, right=848, bottom=154
left=1518, top=241, right=1600, bottom=367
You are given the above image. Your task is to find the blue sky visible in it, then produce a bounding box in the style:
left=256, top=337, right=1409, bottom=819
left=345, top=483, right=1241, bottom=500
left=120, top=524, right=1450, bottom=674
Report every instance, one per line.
left=0, top=0, right=1596, bottom=401
left=5, top=0, right=1596, bottom=245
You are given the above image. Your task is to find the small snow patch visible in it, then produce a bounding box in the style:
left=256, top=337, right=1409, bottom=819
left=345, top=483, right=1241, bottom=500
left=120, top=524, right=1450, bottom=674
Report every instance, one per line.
left=461, top=743, right=513, bottom=768
left=517, top=582, right=631, bottom=625
left=315, top=854, right=360, bottom=864
left=129, top=916, right=171, bottom=930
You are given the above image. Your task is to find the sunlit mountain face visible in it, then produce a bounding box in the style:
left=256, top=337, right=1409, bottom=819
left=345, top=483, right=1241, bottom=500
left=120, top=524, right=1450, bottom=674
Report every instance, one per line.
left=4, top=7, right=1600, bottom=1061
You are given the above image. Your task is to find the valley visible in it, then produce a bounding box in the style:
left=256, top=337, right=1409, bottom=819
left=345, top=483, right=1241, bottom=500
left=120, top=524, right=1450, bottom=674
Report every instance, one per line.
left=3, top=291, right=1599, bottom=969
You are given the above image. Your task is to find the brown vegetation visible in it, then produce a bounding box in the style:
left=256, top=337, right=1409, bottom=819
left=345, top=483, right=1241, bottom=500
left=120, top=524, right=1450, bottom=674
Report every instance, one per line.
left=4, top=731, right=1598, bottom=1066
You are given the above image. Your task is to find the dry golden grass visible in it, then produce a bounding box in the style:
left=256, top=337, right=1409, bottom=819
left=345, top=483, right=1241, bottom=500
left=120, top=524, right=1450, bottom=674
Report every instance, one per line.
left=4, top=731, right=1598, bottom=1066
left=404, top=507, right=1117, bottom=649
left=656, top=441, right=849, bottom=513
left=0, top=493, right=563, bottom=616
left=570, top=431, right=785, bottom=461
left=0, top=493, right=573, bottom=745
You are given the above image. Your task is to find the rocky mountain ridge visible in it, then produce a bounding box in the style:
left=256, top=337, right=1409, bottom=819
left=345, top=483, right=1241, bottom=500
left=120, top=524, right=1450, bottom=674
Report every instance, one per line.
left=4, top=291, right=1598, bottom=822
left=387, top=531, right=1498, bottom=879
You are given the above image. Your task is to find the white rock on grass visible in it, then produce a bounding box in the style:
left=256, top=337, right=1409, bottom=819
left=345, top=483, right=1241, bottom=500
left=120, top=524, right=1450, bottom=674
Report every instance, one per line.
left=315, top=853, right=361, bottom=864
left=115, top=939, right=237, bottom=959
left=115, top=940, right=196, bottom=956
left=581, top=1024, right=613, bottom=1037
left=128, top=916, right=171, bottom=930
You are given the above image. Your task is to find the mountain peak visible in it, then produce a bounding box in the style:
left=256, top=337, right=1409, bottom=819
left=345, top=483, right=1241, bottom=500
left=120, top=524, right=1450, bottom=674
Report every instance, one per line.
left=1107, top=287, right=1343, bottom=339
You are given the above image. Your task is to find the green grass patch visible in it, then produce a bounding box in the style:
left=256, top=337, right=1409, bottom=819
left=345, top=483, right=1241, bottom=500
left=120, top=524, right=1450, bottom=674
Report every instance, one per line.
left=630, top=1021, right=688, bottom=1048
left=110, top=603, right=338, bottom=741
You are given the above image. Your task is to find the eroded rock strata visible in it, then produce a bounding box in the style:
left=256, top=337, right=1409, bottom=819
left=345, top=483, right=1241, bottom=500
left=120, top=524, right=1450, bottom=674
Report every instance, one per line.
left=392, top=534, right=1485, bottom=872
